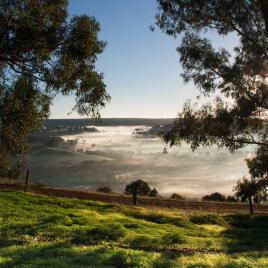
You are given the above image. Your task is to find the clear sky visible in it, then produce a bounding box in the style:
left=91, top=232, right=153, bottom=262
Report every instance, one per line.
left=50, top=0, right=235, bottom=119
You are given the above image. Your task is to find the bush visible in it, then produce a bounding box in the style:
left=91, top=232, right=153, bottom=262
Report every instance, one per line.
left=170, top=193, right=185, bottom=200
left=128, top=234, right=156, bottom=248
left=73, top=223, right=126, bottom=244
left=149, top=188, right=159, bottom=197
left=96, top=186, right=112, bottom=194
left=161, top=233, right=186, bottom=245
left=202, top=192, right=226, bottom=202
left=107, top=253, right=129, bottom=268
left=226, top=195, right=237, bottom=202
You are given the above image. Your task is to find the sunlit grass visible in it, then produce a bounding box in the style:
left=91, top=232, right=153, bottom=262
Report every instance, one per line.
left=0, top=190, right=267, bottom=267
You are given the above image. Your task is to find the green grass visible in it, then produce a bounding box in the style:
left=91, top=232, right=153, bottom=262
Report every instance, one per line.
left=0, top=190, right=267, bottom=267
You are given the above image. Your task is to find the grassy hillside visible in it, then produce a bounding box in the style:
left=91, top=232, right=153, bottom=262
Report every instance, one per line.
left=0, top=191, right=267, bottom=267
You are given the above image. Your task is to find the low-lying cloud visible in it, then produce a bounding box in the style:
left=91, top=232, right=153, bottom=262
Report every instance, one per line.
left=26, top=126, right=251, bottom=197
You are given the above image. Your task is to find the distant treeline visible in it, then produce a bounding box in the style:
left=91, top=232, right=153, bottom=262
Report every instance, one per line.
left=44, top=118, right=175, bottom=128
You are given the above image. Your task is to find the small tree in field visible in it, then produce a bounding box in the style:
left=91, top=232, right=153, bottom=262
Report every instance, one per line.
left=234, top=177, right=267, bottom=215
left=125, top=180, right=151, bottom=205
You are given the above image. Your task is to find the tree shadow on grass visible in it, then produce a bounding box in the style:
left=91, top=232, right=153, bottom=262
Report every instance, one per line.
left=222, top=214, right=268, bottom=252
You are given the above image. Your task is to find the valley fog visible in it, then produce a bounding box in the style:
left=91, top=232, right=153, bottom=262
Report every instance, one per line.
left=27, top=122, right=252, bottom=197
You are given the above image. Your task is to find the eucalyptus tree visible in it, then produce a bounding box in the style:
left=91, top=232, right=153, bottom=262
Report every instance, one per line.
left=0, top=0, right=110, bottom=177
left=155, top=0, right=268, bottom=187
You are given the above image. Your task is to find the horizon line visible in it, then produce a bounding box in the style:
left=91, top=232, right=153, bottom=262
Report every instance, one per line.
left=48, top=117, right=177, bottom=120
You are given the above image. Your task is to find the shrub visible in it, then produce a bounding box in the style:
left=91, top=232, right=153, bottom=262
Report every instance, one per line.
left=149, top=188, right=159, bottom=197
left=202, top=192, right=226, bottom=202
left=107, top=253, right=129, bottom=268
left=161, top=233, right=186, bottom=245
left=96, top=186, right=112, bottom=194
left=170, top=193, right=185, bottom=200
left=226, top=195, right=237, bottom=202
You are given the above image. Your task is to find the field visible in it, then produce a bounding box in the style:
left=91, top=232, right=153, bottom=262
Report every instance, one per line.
left=0, top=190, right=268, bottom=267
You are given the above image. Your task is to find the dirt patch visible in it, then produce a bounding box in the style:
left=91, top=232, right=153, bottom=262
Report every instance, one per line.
left=0, top=183, right=267, bottom=213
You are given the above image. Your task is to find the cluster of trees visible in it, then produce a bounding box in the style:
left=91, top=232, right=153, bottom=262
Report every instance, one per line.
left=96, top=180, right=159, bottom=205
left=97, top=179, right=265, bottom=215
left=155, top=0, right=268, bottom=215
left=201, top=184, right=267, bottom=214
left=202, top=192, right=236, bottom=202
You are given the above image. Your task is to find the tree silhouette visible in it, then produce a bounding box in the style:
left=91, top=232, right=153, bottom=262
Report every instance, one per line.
left=234, top=177, right=267, bottom=215
left=0, top=0, right=110, bottom=177
left=125, top=180, right=152, bottom=205
left=156, top=0, right=268, bottom=191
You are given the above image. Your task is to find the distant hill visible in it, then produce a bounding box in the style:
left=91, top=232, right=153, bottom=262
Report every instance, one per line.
left=44, top=118, right=175, bottom=128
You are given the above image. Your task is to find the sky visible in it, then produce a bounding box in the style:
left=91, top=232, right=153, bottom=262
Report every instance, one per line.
left=50, top=0, right=235, bottom=119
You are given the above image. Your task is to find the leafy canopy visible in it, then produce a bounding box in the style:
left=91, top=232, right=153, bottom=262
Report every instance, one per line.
left=156, top=0, right=268, bottom=181
left=0, top=0, right=110, bottom=176
left=125, top=180, right=152, bottom=196
left=235, top=176, right=267, bottom=202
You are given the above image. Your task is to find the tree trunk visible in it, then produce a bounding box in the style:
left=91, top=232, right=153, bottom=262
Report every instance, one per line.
left=248, top=196, right=253, bottom=216
left=132, top=192, right=137, bottom=205
left=24, top=169, right=29, bottom=192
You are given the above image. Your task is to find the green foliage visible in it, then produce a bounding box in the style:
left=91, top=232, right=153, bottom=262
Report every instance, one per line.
left=0, top=191, right=268, bottom=267
left=0, top=0, right=110, bottom=175
left=125, top=180, right=154, bottom=205
left=234, top=176, right=267, bottom=214
left=234, top=177, right=267, bottom=203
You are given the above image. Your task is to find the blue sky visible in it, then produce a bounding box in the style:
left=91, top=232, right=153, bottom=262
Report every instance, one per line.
left=50, top=0, right=235, bottom=119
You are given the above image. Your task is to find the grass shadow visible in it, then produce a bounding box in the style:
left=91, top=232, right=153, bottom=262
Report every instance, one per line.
left=222, top=214, right=268, bottom=252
